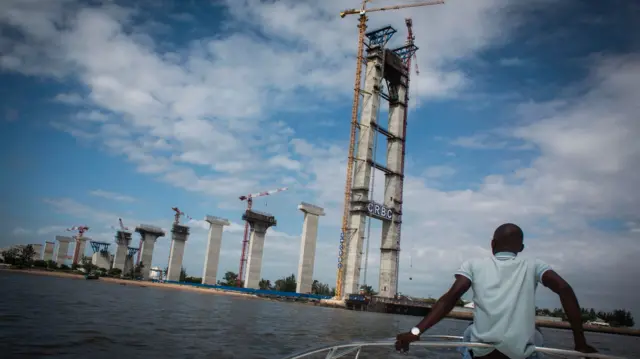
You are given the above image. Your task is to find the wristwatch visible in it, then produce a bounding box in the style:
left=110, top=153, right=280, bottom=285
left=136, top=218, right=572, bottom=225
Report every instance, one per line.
left=410, top=327, right=421, bottom=336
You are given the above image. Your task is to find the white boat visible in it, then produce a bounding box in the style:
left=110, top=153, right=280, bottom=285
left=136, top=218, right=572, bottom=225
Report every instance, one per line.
left=282, top=335, right=626, bottom=359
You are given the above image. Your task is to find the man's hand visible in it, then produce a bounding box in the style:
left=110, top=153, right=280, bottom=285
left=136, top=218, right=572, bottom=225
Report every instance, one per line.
left=575, top=343, right=597, bottom=354
left=395, top=332, right=419, bottom=353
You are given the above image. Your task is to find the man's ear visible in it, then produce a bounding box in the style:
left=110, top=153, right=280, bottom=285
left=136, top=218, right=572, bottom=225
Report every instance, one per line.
left=519, top=243, right=525, bottom=253
left=491, top=239, right=495, bottom=251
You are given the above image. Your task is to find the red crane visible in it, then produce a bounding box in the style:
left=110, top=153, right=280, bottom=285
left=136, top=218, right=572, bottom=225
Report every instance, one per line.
left=171, top=207, right=192, bottom=226
left=237, top=187, right=288, bottom=287
left=67, top=225, right=90, bottom=265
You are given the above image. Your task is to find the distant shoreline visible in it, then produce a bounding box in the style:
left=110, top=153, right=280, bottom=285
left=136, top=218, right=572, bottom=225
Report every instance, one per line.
left=4, top=268, right=639, bottom=337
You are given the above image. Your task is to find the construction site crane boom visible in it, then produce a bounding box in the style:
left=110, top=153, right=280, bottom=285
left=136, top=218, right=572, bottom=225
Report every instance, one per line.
left=335, top=0, right=443, bottom=299
left=237, top=187, right=288, bottom=287
left=171, top=207, right=192, bottom=226
left=119, top=218, right=129, bottom=231
left=340, top=0, right=444, bottom=18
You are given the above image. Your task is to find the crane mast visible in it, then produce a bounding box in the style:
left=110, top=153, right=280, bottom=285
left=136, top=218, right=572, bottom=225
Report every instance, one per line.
left=67, top=225, right=90, bottom=265
left=335, top=0, right=443, bottom=299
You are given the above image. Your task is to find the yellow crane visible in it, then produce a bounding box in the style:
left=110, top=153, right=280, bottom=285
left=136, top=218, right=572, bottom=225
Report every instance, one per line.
left=335, top=0, right=444, bottom=299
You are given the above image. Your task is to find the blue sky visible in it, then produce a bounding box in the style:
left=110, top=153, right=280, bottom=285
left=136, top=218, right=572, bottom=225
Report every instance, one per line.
left=1, top=0, right=639, bottom=319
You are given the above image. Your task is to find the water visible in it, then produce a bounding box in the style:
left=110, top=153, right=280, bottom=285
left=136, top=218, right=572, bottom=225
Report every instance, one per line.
left=0, top=271, right=638, bottom=359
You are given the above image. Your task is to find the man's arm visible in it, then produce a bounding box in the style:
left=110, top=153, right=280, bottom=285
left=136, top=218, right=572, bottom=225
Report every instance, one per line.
left=540, top=270, right=587, bottom=348
left=415, top=275, right=472, bottom=333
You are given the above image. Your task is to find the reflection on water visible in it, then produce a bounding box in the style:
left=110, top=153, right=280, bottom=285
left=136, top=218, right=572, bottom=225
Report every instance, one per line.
left=0, top=271, right=637, bottom=359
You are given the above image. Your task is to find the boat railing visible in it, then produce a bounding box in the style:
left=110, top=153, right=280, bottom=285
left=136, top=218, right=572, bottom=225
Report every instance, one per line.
left=281, top=335, right=626, bottom=359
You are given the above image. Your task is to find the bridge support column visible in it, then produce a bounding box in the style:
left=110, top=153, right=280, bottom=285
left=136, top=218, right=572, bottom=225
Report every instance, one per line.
left=167, top=224, right=190, bottom=281
left=343, top=46, right=383, bottom=297
left=31, top=243, right=43, bottom=261
left=202, top=216, right=230, bottom=285
left=379, top=75, right=406, bottom=298
left=296, top=202, right=325, bottom=294
left=55, top=236, right=72, bottom=266
left=135, top=225, right=166, bottom=280
left=43, top=241, right=55, bottom=261
left=113, top=231, right=132, bottom=271
left=243, top=210, right=277, bottom=289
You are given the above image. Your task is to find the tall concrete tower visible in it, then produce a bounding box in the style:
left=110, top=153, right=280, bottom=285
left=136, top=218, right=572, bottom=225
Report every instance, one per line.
left=242, top=210, right=277, bottom=289
left=113, top=231, right=133, bottom=271
left=296, top=202, right=325, bottom=294
left=124, top=247, right=139, bottom=275
left=55, top=236, right=72, bottom=266
left=202, top=215, right=230, bottom=285
left=167, top=223, right=190, bottom=281
left=135, top=225, right=166, bottom=280
left=31, top=243, right=43, bottom=261
left=43, top=241, right=55, bottom=261
left=341, top=26, right=416, bottom=298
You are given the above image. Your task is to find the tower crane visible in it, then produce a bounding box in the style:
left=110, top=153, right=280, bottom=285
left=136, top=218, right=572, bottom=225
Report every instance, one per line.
left=67, top=225, right=90, bottom=265
left=335, top=0, right=444, bottom=299
left=237, top=187, right=288, bottom=287
left=171, top=207, right=192, bottom=226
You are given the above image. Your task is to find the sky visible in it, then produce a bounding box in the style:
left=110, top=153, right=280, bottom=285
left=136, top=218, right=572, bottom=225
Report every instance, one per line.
left=1, top=0, right=639, bottom=320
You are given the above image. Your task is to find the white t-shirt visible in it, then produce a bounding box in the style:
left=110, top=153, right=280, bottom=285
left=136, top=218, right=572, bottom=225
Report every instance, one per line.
left=455, top=252, right=551, bottom=359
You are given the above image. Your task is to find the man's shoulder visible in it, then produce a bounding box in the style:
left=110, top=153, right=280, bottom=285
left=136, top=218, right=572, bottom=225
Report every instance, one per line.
left=468, top=255, right=496, bottom=265
left=459, top=256, right=492, bottom=270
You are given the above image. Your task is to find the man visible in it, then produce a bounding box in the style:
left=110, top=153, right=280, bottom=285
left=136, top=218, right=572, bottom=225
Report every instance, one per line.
left=395, top=223, right=597, bottom=359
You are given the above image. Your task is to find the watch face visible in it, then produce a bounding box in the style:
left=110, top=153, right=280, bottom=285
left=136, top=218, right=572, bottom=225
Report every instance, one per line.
left=411, top=327, right=420, bottom=336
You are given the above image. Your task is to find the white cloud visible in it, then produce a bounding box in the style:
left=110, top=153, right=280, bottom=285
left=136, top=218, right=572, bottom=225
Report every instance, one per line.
left=12, top=227, right=31, bottom=236
left=12, top=225, right=71, bottom=237
left=422, top=165, right=457, bottom=179
left=499, top=57, right=525, bottom=66
left=89, top=189, right=136, bottom=202
left=53, top=93, right=85, bottom=105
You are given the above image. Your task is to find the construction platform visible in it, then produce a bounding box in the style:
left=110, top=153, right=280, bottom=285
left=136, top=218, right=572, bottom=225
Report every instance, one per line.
left=152, top=279, right=332, bottom=301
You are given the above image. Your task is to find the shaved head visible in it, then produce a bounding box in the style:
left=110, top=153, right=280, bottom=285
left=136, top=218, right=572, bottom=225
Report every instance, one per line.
left=492, top=223, right=524, bottom=253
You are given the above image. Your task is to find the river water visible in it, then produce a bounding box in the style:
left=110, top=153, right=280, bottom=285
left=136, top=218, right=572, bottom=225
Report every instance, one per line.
left=0, top=271, right=638, bottom=359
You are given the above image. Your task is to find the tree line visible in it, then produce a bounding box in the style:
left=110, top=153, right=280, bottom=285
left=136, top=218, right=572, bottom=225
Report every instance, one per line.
left=0, top=244, right=37, bottom=268
left=536, top=307, right=635, bottom=328
left=0, top=244, right=145, bottom=279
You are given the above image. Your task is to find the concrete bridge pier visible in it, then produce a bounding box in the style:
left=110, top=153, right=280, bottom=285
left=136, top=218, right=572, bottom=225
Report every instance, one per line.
left=55, top=236, right=73, bottom=266
left=167, top=224, right=190, bottom=281
left=31, top=243, right=43, bottom=261
left=296, top=202, right=325, bottom=294
left=243, top=210, right=277, bottom=289
left=43, top=241, right=55, bottom=261
left=202, top=215, right=230, bottom=285
left=113, top=231, right=132, bottom=271
left=135, top=225, right=166, bottom=280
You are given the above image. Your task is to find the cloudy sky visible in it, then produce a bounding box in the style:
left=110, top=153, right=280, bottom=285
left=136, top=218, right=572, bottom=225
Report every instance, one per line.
left=1, top=0, right=638, bottom=318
